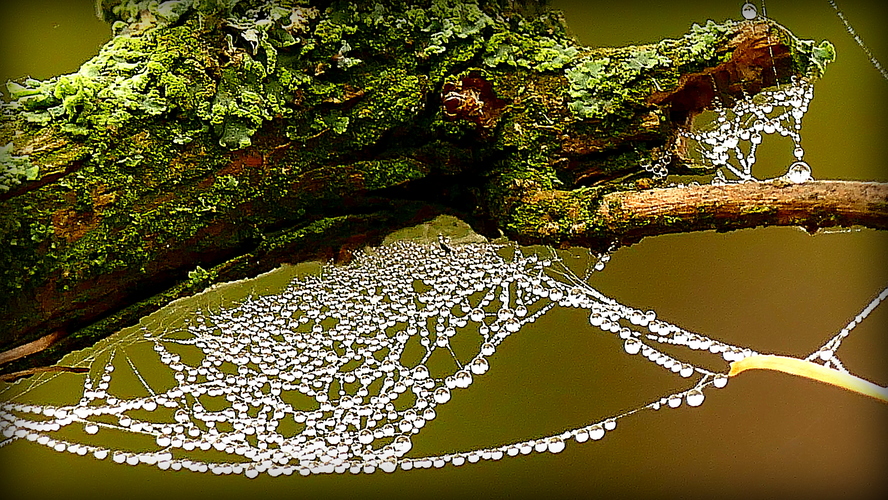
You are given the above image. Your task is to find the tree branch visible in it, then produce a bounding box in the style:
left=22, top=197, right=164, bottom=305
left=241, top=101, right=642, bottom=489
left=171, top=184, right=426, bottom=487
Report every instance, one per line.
left=596, top=179, right=888, bottom=244
left=501, top=179, right=888, bottom=249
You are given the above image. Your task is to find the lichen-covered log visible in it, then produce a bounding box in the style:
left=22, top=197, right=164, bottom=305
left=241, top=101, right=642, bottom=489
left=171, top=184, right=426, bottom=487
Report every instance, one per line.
left=0, top=0, right=845, bottom=372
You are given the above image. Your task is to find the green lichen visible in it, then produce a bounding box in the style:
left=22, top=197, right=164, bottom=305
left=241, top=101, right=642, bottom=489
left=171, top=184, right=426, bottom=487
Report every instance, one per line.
left=681, top=19, right=732, bottom=63
left=482, top=32, right=578, bottom=71
left=804, top=39, right=837, bottom=76
left=561, top=19, right=735, bottom=124
left=421, top=0, right=495, bottom=55
left=564, top=57, right=613, bottom=120
left=0, top=142, right=38, bottom=192
left=812, top=41, right=837, bottom=68
left=4, top=0, right=585, bottom=159
left=3, top=24, right=218, bottom=154
left=500, top=186, right=603, bottom=245
left=562, top=16, right=832, bottom=127
left=563, top=49, right=670, bottom=123
left=563, top=40, right=678, bottom=123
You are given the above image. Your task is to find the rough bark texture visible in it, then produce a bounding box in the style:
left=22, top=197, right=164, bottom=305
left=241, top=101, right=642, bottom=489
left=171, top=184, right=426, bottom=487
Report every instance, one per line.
left=0, top=0, right=871, bottom=374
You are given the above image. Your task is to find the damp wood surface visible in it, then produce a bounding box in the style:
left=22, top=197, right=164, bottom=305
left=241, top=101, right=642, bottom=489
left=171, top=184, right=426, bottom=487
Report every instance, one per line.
left=0, top=0, right=882, bottom=374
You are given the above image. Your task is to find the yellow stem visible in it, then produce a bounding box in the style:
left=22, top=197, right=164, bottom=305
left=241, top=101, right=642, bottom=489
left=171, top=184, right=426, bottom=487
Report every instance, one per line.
left=728, top=354, right=888, bottom=404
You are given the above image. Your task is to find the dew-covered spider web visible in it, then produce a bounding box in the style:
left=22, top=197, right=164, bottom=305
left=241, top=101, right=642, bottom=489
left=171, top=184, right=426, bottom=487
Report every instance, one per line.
left=679, top=1, right=882, bottom=185
left=1, top=233, right=885, bottom=478
left=680, top=76, right=816, bottom=184
left=1, top=2, right=886, bottom=478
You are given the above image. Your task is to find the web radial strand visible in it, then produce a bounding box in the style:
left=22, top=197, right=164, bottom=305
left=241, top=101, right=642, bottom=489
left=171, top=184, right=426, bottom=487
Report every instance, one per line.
left=0, top=239, right=871, bottom=477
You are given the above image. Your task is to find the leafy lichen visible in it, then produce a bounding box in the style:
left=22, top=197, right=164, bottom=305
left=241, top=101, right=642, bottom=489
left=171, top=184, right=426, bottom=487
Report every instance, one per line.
left=562, top=20, right=732, bottom=123
left=0, top=142, right=39, bottom=192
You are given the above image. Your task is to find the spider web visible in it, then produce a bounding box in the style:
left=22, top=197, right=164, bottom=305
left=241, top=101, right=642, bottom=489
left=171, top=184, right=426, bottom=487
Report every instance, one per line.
left=680, top=76, right=815, bottom=184
left=1, top=235, right=883, bottom=478
left=1, top=2, right=885, bottom=479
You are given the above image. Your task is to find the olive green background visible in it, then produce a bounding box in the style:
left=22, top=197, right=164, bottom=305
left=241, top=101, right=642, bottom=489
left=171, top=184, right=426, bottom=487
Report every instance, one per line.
left=1, top=1, right=887, bottom=499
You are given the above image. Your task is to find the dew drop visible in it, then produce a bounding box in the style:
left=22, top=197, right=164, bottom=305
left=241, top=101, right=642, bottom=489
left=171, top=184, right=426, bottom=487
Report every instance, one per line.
left=480, top=342, right=495, bottom=356
left=686, top=389, right=705, bottom=407
left=358, top=430, right=374, bottom=445
left=454, top=370, right=473, bottom=389
left=470, top=357, right=489, bottom=375
left=393, top=436, right=412, bottom=454
left=624, top=338, right=641, bottom=355
left=589, top=313, right=603, bottom=327
left=413, top=365, right=429, bottom=380
left=433, top=387, right=451, bottom=404
left=547, top=437, right=566, bottom=454
left=504, top=318, right=520, bottom=333
left=588, top=425, right=605, bottom=441
left=786, top=161, right=812, bottom=183
left=470, top=309, right=484, bottom=322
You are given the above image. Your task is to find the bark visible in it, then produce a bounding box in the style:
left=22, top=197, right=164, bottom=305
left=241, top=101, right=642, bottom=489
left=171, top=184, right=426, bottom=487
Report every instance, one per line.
left=510, top=180, right=888, bottom=249
left=0, top=0, right=876, bottom=374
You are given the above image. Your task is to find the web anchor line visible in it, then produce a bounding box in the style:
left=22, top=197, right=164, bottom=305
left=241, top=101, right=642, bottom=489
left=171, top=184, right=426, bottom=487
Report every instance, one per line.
left=828, top=0, right=888, bottom=82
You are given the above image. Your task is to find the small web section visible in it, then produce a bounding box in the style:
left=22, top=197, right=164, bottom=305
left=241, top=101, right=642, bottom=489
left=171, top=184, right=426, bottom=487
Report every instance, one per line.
left=680, top=76, right=815, bottom=185
left=806, top=287, right=888, bottom=372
